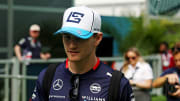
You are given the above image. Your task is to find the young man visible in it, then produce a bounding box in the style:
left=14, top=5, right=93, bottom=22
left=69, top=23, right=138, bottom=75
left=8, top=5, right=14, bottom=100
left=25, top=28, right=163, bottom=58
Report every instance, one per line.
left=32, top=6, right=133, bottom=101
left=14, top=24, right=51, bottom=61
left=153, top=50, right=180, bottom=101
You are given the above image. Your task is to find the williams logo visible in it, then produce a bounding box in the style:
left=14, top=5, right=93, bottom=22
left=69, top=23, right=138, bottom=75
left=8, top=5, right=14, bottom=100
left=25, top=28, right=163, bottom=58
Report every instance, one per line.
left=67, top=12, right=84, bottom=23
left=90, top=83, right=101, bottom=94
left=53, top=79, right=63, bottom=91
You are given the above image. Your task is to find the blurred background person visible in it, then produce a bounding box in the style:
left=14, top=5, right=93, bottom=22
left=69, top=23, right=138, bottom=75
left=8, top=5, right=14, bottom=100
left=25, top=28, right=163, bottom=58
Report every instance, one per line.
left=159, top=42, right=175, bottom=71
left=121, top=47, right=153, bottom=101
left=14, top=24, right=51, bottom=62
left=152, top=48, right=180, bottom=101
left=14, top=24, right=51, bottom=100
left=172, top=42, right=180, bottom=52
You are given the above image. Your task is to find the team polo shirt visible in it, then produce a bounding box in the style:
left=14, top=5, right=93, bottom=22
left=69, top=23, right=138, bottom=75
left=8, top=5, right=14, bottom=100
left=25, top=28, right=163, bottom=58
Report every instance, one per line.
left=160, top=67, right=180, bottom=101
left=18, top=36, right=41, bottom=58
left=32, top=58, right=134, bottom=101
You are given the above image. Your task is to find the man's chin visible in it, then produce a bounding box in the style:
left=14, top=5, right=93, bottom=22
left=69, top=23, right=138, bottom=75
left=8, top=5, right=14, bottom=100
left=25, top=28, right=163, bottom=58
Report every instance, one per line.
left=68, top=57, right=81, bottom=62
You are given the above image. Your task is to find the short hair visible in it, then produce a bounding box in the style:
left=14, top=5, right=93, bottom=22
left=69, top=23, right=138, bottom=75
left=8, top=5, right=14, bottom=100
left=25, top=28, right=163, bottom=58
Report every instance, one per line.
left=173, top=50, right=180, bottom=57
left=160, top=42, right=169, bottom=48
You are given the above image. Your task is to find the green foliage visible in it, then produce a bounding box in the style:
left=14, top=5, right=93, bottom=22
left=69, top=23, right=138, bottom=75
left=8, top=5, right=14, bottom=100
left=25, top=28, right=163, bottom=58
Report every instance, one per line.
left=101, top=19, right=122, bottom=41
left=152, top=95, right=166, bottom=101
left=118, top=17, right=180, bottom=55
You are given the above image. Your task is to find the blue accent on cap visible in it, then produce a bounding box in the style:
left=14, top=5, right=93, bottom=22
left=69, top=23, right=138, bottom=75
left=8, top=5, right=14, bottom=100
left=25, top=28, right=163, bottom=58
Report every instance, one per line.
left=54, top=27, right=93, bottom=39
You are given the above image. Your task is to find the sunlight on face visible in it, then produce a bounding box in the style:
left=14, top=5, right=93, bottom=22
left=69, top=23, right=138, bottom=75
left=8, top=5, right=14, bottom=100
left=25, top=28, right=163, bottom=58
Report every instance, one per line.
left=126, top=51, right=138, bottom=66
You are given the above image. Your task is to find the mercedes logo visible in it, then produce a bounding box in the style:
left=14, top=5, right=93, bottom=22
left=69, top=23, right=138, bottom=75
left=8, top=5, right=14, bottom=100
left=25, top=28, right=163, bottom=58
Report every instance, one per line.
left=53, top=79, right=63, bottom=91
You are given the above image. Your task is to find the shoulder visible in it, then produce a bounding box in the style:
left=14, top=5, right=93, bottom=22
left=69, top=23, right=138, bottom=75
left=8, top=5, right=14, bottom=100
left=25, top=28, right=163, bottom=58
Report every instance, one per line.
left=140, top=61, right=151, bottom=67
left=37, top=62, right=66, bottom=86
left=18, top=37, right=27, bottom=44
left=99, top=62, right=114, bottom=73
left=138, top=62, right=152, bottom=70
left=36, top=68, right=47, bottom=86
left=100, top=63, right=131, bottom=89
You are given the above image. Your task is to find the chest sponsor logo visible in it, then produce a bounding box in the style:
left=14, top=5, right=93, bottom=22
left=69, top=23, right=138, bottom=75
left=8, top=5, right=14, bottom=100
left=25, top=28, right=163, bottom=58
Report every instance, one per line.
left=53, top=79, right=63, bottom=91
left=49, top=95, right=66, bottom=99
left=82, top=96, right=105, bottom=101
left=90, top=83, right=101, bottom=94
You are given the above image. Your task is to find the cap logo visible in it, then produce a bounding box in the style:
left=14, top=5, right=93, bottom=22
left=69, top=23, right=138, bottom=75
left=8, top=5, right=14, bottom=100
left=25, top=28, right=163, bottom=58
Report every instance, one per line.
left=67, top=12, right=84, bottom=24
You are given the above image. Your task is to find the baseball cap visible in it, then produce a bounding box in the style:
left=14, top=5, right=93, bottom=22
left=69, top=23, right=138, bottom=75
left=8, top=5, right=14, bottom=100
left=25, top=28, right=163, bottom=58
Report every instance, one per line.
left=30, top=24, right=40, bottom=31
left=55, top=6, right=101, bottom=39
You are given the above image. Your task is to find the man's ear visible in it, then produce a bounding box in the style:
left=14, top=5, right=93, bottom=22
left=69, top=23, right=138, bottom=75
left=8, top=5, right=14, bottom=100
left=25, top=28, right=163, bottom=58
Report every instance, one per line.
left=94, top=32, right=103, bottom=46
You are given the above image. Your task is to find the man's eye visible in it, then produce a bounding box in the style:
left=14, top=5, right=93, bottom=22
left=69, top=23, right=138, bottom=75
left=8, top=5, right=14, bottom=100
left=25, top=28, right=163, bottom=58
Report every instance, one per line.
left=64, top=36, right=71, bottom=39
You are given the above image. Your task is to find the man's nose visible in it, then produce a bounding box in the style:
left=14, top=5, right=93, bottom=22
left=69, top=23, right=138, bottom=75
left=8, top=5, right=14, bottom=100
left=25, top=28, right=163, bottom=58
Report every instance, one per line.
left=69, top=38, right=78, bottom=48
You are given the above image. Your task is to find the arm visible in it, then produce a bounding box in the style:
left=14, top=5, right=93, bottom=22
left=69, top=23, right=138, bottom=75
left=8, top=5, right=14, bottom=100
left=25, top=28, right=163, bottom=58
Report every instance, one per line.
left=14, top=45, right=23, bottom=61
left=152, top=73, right=179, bottom=88
left=131, top=79, right=152, bottom=89
left=152, top=76, right=167, bottom=88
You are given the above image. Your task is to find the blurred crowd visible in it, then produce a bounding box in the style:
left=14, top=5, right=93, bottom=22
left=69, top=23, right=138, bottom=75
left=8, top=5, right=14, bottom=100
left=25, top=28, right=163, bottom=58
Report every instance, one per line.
left=111, top=41, right=180, bottom=101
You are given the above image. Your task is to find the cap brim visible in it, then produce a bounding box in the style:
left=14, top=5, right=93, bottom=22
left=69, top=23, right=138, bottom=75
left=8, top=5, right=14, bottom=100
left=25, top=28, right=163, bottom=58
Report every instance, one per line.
left=54, top=27, right=93, bottom=39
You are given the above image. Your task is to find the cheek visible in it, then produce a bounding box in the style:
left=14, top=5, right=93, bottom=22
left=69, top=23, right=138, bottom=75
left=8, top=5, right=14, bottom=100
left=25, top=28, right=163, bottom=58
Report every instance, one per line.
left=130, top=60, right=135, bottom=63
left=129, top=59, right=137, bottom=64
left=176, top=61, right=180, bottom=66
left=62, top=40, right=67, bottom=50
left=33, top=34, right=39, bottom=37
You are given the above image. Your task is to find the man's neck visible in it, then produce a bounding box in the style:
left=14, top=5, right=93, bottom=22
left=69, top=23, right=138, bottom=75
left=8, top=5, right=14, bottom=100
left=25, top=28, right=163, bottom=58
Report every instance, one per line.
left=68, top=56, right=97, bottom=74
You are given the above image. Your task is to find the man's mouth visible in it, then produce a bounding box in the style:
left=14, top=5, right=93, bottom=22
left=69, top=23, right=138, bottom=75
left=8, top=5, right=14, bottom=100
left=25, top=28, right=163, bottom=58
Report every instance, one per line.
left=68, top=51, right=79, bottom=55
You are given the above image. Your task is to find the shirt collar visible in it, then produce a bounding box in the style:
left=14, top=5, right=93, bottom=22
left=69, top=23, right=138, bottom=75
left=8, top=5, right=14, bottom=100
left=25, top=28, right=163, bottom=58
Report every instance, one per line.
left=65, top=57, right=100, bottom=71
left=129, top=61, right=141, bottom=70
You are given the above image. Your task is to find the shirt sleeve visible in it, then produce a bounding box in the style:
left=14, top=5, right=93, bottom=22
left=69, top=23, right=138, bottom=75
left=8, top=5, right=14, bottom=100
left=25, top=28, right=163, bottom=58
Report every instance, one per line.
left=119, top=77, right=135, bottom=101
left=18, top=38, right=26, bottom=48
left=160, top=68, right=174, bottom=77
left=143, top=63, right=153, bottom=80
left=31, top=68, right=47, bottom=101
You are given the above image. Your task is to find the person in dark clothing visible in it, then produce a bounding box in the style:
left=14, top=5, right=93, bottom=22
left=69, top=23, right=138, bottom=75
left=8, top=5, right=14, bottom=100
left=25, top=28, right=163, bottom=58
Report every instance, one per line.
left=153, top=49, right=180, bottom=101
left=14, top=24, right=51, bottom=61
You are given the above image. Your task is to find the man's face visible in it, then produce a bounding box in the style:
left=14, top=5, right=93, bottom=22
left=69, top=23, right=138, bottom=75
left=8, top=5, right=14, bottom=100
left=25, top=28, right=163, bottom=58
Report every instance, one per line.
left=30, top=30, right=40, bottom=39
left=159, top=44, right=167, bottom=53
left=174, top=52, right=180, bottom=69
left=62, top=33, right=102, bottom=62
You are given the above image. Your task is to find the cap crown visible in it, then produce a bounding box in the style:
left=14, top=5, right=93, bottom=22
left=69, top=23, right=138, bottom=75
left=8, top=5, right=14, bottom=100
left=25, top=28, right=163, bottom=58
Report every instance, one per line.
left=30, top=24, right=40, bottom=31
left=62, top=6, right=101, bottom=33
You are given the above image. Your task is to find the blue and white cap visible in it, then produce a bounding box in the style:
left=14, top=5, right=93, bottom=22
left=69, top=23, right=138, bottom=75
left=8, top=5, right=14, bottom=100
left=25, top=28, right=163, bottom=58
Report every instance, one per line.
left=55, top=6, right=101, bottom=39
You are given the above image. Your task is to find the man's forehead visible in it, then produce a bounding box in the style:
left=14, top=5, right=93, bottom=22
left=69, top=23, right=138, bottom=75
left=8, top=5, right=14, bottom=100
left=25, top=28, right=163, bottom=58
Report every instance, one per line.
left=62, top=33, right=91, bottom=39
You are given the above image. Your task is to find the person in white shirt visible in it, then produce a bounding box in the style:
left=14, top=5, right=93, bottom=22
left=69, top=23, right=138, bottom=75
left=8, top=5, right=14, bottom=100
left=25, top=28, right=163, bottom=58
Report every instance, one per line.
left=121, top=47, right=153, bottom=101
